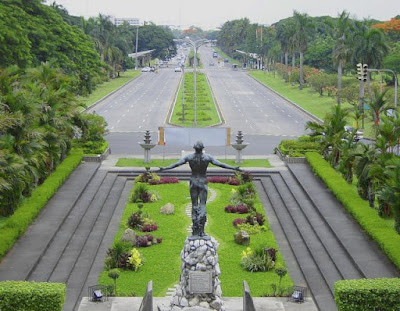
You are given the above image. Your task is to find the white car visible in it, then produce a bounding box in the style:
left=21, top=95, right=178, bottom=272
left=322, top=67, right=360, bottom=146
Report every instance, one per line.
left=174, top=67, right=182, bottom=72
left=141, top=67, right=151, bottom=72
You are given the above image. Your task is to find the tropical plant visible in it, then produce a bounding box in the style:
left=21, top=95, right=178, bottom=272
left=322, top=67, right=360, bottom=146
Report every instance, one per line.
left=306, top=105, right=348, bottom=166
left=377, top=158, right=400, bottom=233
left=292, top=11, right=315, bottom=89
left=241, top=246, right=276, bottom=272
left=107, top=269, right=120, bottom=295
left=332, top=11, right=355, bottom=104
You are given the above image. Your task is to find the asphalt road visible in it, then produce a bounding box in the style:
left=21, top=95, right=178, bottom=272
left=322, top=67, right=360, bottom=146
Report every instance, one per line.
left=90, top=45, right=316, bottom=157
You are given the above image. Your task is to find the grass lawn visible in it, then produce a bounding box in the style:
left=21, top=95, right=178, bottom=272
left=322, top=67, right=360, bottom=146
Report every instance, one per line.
left=99, top=181, right=292, bottom=297
left=170, top=72, right=220, bottom=127
left=78, top=70, right=141, bottom=109
left=115, top=158, right=272, bottom=168
left=99, top=183, right=191, bottom=296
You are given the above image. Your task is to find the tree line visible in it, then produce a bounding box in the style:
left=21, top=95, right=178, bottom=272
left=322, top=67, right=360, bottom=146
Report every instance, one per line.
left=216, top=11, right=399, bottom=102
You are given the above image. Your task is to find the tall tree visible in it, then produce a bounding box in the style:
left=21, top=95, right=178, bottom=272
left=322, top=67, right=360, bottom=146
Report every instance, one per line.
left=332, top=11, right=355, bottom=104
left=292, top=11, right=315, bottom=89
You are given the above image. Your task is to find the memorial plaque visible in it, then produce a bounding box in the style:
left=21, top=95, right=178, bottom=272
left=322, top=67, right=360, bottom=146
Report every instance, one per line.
left=188, top=271, right=213, bottom=294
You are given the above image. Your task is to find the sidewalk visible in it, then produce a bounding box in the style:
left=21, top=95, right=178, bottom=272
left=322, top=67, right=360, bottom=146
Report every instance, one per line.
left=77, top=296, right=316, bottom=311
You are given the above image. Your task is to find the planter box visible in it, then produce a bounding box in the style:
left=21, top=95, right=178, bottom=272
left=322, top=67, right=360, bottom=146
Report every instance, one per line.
left=83, top=147, right=111, bottom=163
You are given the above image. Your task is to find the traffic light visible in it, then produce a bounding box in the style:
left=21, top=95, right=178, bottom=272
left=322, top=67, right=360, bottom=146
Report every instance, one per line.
left=356, top=63, right=368, bottom=81
left=362, top=64, right=368, bottom=82
left=357, top=63, right=363, bottom=80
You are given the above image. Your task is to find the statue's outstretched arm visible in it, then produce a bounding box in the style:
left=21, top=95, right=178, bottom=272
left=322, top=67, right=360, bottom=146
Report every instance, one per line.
left=209, top=157, right=241, bottom=171
left=159, top=157, right=188, bottom=171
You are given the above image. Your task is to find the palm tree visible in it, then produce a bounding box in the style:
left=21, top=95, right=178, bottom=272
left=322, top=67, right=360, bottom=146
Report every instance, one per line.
left=378, top=158, right=400, bottom=233
left=306, top=105, right=348, bottom=166
left=354, top=143, right=379, bottom=204
left=368, top=87, right=393, bottom=137
left=292, top=11, right=315, bottom=90
left=353, top=23, right=389, bottom=69
left=332, top=11, right=354, bottom=104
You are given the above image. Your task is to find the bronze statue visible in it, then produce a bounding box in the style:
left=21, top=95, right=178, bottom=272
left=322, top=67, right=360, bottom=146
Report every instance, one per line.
left=159, top=141, right=240, bottom=238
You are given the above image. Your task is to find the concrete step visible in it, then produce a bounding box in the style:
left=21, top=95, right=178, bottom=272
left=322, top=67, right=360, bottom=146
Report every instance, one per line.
left=287, top=163, right=400, bottom=279
left=27, top=169, right=109, bottom=282
left=0, top=162, right=100, bottom=281
left=259, top=176, right=337, bottom=311
left=48, top=173, right=119, bottom=284
left=280, top=170, right=363, bottom=280
left=79, top=179, right=134, bottom=309
left=63, top=177, right=129, bottom=311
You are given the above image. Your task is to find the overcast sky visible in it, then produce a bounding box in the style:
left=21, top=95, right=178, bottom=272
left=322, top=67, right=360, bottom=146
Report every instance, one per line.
left=45, top=0, right=398, bottom=29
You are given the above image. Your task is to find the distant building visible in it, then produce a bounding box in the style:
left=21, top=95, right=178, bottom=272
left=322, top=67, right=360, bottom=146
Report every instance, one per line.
left=113, top=17, right=140, bottom=27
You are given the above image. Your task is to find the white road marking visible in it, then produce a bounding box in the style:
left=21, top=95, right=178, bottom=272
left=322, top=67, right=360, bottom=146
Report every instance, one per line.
left=117, top=120, right=120, bottom=123
left=122, top=114, right=126, bottom=117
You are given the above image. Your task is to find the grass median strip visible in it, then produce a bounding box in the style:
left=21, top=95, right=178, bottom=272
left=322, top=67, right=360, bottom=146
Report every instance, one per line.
left=170, top=72, right=220, bottom=127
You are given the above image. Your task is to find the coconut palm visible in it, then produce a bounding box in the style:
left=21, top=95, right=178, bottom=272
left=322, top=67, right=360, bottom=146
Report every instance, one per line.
left=292, top=11, right=315, bottom=90
left=352, top=23, right=389, bottom=69
left=332, top=11, right=354, bottom=104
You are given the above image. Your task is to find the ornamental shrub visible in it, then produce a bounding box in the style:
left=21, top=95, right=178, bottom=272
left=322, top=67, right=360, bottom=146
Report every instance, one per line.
left=233, top=218, right=245, bottom=227
left=334, top=278, right=400, bottom=311
left=0, top=281, right=66, bottom=311
left=127, top=248, right=143, bottom=271
left=0, top=149, right=83, bottom=260
left=240, top=246, right=276, bottom=272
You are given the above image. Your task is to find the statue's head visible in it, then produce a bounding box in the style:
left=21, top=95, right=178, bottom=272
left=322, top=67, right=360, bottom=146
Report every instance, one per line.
left=193, top=141, right=204, bottom=152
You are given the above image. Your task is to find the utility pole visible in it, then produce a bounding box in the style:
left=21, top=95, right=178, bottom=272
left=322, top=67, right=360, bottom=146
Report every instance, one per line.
left=135, top=23, right=139, bottom=70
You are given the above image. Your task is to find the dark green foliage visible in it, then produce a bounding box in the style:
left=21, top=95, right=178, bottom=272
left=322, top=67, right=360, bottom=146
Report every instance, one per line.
left=0, top=149, right=83, bottom=260
left=0, top=281, right=66, bottom=311
left=335, top=278, right=400, bottom=311
left=279, top=139, right=321, bottom=157
left=0, top=0, right=106, bottom=95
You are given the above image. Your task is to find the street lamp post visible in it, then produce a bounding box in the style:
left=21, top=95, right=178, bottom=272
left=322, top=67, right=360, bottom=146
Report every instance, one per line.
left=185, top=38, right=208, bottom=127
left=182, top=65, right=185, bottom=123
left=135, top=24, right=139, bottom=70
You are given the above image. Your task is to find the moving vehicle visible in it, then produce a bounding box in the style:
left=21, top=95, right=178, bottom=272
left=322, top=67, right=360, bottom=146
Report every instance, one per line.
left=174, top=67, right=182, bottom=72
left=213, top=51, right=218, bottom=58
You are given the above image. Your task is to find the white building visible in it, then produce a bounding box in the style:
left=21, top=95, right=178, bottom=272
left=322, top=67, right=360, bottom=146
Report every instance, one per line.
left=112, top=17, right=140, bottom=27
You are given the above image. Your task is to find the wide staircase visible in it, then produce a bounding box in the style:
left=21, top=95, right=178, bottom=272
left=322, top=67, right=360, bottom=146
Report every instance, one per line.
left=0, top=162, right=133, bottom=311
left=1, top=162, right=399, bottom=311
left=254, top=163, right=399, bottom=311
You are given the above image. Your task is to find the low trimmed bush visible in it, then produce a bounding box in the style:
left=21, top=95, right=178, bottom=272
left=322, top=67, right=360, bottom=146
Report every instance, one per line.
left=306, top=152, right=400, bottom=270
left=279, top=139, right=320, bottom=157
left=0, top=149, right=83, bottom=260
left=335, top=278, right=400, bottom=311
left=0, top=281, right=66, bottom=311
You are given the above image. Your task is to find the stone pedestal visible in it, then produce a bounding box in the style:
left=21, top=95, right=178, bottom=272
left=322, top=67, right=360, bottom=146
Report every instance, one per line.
left=163, top=236, right=224, bottom=311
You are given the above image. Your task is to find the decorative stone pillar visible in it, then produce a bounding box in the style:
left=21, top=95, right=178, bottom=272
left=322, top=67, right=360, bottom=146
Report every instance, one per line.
left=139, top=130, right=156, bottom=163
left=231, top=131, right=248, bottom=164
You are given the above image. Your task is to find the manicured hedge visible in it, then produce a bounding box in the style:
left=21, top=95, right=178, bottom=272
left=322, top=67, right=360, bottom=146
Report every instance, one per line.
left=0, top=281, right=66, bottom=311
left=306, top=152, right=400, bottom=270
left=335, top=278, right=400, bottom=311
left=279, top=139, right=320, bottom=157
left=0, top=149, right=83, bottom=260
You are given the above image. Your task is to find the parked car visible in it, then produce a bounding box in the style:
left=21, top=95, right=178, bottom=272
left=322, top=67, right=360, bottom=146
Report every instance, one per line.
left=174, top=67, right=182, bottom=72
left=141, top=67, right=151, bottom=72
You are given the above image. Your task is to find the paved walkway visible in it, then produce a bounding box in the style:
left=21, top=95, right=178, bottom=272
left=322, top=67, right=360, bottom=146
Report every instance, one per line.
left=0, top=154, right=398, bottom=311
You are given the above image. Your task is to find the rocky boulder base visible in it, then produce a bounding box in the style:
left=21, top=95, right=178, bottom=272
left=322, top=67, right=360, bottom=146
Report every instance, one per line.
left=160, top=203, right=175, bottom=215
left=158, top=236, right=224, bottom=311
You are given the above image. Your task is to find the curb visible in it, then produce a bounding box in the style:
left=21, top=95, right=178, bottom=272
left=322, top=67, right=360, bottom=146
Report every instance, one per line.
left=247, top=72, right=323, bottom=124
